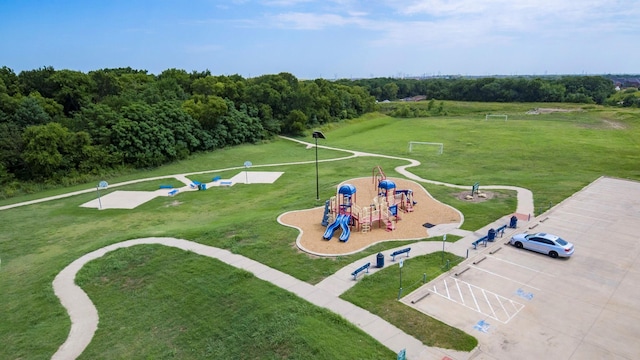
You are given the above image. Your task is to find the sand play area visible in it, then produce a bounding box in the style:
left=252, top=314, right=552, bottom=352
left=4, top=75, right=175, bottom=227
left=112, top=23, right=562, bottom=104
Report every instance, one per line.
left=279, top=177, right=462, bottom=256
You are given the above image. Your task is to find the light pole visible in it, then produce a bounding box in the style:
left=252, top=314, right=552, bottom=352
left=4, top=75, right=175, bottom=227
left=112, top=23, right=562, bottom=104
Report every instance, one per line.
left=312, top=131, right=326, bottom=201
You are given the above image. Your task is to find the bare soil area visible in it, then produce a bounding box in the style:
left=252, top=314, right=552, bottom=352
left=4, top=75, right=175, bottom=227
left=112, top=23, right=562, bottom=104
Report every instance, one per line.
left=279, top=177, right=461, bottom=256
left=526, top=107, right=582, bottom=114
left=455, top=190, right=495, bottom=202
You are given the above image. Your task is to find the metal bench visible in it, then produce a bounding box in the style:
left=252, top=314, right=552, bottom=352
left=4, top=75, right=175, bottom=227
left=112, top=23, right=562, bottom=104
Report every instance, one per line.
left=390, top=247, right=411, bottom=261
left=351, top=262, right=371, bottom=280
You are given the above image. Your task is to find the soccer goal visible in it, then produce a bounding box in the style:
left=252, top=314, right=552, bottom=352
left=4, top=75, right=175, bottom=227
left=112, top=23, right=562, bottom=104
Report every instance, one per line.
left=408, top=141, right=443, bottom=155
left=485, top=114, right=508, bottom=121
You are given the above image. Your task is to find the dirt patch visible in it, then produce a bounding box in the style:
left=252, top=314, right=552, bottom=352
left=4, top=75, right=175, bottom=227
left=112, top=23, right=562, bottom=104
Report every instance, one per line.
left=165, top=200, right=183, bottom=207
left=279, top=177, right=461, bottom=256
left=456, top=191, right=496, bottom=202
left=526, top=107, right=582, bottom=115
left=602, top=119, right=626, bottom=129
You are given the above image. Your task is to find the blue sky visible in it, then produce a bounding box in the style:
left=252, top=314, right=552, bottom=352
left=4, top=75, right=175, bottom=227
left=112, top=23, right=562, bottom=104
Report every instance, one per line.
left=1, top=0, right=638, bottom=79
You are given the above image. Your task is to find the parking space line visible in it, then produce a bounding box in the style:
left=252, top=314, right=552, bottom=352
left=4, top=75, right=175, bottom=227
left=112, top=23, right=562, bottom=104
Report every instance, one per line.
left=431, top=277, right=525, bottom=323
left=444, top=277, right=450, bottom=298
left=488, top=254, right=556, bottom=278
left=497, top=295, right=509, bottom=318
left=482, top=289, right=497, bottom=319
left=456, top=280, right=465, bottom=306
left=468, top=281, right=480, bottom=311
left=470, top=264, right=541, bottom=291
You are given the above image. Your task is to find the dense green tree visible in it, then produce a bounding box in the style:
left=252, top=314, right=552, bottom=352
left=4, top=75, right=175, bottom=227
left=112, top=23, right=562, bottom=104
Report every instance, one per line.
left=153, top=101, right=209, bottom=156
left=382, top=82, right=399, bottom=100
left=0, top=67, right=20, bottom=96
left=191, top=76, right=218, bottom=96
left=18, top=66, right=56, bottom=98
left=0, top=122, right=25, bottom=178
left=117, top=71, right=156, bottom=104
left=90, top=69, right=123, bottom=101
left=21, top=122, right=92, bottom=179
left=182, top=95, right=228, bottom=134
left=141, top=77, right=188, bottom=104
left=48, top=69, right=95, bottom=115
left=0, top=82, right=20, bottom=115
left=158, top=68, right=192, bottom=94
left=12, top=96, right=51, bottom=127
left=29, top=91, right=65, bottom=120
left=72, top=103, right=122, bottom=146
left=216, top=100, right=266, bottom=144
left=283, top=109, right=307, bottom=135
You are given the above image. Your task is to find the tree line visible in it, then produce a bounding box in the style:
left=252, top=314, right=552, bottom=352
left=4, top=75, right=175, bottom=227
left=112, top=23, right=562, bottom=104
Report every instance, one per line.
left=337, top=75, right=616, bottom=104
left=0, top=66, right=620, bottom=195
left=0, top=66, right=375, bottom=194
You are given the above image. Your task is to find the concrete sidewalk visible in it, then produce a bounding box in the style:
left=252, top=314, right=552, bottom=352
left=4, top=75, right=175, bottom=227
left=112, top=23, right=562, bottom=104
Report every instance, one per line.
left=51, top=238, right=465, bottom=360
left=315, top=213, right=532, bottom=298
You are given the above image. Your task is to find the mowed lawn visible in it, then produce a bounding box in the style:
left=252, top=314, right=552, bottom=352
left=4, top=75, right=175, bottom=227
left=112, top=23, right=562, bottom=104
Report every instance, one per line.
left=1, top=102, right=639, bottom=358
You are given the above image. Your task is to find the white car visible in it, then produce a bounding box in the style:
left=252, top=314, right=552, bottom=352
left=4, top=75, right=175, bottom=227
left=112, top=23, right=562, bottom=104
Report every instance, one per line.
left=510, top=232, right=574, bottom=258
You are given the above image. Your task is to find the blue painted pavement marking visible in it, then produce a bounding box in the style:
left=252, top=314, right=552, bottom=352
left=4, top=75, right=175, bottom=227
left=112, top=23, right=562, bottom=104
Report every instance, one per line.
left=474, top=320, right=491, bottom=333
left=516, top=288, right=534, bottom=300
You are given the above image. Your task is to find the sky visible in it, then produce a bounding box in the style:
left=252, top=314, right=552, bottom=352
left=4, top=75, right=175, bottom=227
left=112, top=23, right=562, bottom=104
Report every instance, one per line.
left=1, top=0, right=638, bottom=79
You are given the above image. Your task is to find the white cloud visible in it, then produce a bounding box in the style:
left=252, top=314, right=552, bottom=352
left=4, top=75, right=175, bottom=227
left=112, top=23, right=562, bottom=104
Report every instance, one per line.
left=269, top=11, right=367, bottom=30
left=261, top=0, right=314, bottom=6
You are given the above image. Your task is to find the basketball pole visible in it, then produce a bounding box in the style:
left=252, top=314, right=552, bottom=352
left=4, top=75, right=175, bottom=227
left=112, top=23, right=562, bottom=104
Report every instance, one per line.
left=96, top=186, right=102, bottom=210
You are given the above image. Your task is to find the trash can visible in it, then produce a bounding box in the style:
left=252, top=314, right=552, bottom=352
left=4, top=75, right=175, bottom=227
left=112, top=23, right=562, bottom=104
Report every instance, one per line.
left=376, top=252, right=384, bottom=268
left=199, top=183, right=207, bottom=191
left=487, top=228, right=496, bottom=242
left=509, top=215, right=518, bottom=228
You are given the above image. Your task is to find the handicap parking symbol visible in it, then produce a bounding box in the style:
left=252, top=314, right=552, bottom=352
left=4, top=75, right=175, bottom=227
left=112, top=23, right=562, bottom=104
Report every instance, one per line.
left=474, top=320, right=490, bottom=333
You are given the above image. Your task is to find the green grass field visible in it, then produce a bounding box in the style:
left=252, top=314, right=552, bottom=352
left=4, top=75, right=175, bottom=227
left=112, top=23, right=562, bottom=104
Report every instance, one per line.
left=1, top=102, right=638, bottom=358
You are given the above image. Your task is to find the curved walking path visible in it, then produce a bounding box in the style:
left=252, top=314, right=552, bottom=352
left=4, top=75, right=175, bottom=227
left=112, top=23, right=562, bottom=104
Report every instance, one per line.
left=51, top=237, right=466, bottom=360
left=0, top=136, right=535, bottom=359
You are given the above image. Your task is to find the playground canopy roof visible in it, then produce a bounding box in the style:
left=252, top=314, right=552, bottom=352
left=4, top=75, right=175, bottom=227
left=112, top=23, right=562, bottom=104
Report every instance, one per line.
left=378, top=179, right=396, bottom=190
left=338, top=184, right=356, bottom=195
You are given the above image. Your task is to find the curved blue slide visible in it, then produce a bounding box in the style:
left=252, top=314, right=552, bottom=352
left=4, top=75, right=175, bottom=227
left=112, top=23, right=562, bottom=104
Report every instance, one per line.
left=339, top=215, right=351, bottom=242
left=323, top=214, right=345, bottom=240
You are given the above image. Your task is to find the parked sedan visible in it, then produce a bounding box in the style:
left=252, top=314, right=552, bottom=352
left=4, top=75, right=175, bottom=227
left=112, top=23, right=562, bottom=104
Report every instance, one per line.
left=510, top=232, right=574, bottom=258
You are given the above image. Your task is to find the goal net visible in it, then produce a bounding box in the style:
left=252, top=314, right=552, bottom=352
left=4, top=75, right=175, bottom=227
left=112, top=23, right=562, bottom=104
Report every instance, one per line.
left=485, top=114, right=508, bottom=121
left=408, top=141, right=443, bottom=154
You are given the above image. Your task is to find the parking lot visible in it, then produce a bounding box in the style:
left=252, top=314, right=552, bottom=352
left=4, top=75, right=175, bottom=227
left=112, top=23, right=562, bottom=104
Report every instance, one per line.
left=405, top=177, right=640, bottom=359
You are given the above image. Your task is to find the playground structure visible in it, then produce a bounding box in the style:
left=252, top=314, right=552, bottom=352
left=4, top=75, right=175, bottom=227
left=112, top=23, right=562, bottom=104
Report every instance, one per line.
left=321, top=167, right=417, bottom=242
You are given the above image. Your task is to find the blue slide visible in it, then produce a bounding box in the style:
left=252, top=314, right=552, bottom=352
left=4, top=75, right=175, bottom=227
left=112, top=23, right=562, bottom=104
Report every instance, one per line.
left=323, top=214, right=345, bottom=240
left=339, top=215, right=351, bottom=242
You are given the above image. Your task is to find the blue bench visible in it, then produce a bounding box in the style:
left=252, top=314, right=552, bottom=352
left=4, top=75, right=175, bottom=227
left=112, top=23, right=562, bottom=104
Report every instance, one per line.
left=391, top=247, right=411, bottom=261
left=472, top=236, right=488, bottom=249
left=496, top=225, right=507, bottom=237
left=159, top=185, right=173, bottom=189
left=168, top=189, right=179, bottom=196
left=351, top=262, right=371, bottom=280
left=212, top=176, right=221, bottom=182
left=220, top=181, right=232, bottom=186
